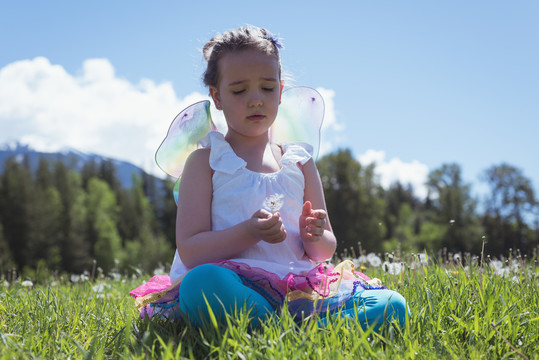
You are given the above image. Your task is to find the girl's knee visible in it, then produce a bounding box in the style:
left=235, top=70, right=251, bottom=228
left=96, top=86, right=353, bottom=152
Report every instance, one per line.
left=382, top=290, right=409, bottom=325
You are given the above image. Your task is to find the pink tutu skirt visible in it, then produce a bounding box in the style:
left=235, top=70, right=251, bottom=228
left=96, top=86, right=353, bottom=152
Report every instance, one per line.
left=129, top=260, right=386, bottom=319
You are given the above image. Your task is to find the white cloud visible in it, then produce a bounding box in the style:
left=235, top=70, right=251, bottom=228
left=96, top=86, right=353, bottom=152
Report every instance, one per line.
left=0, top=57, right=208, bottom=175
left=0, top=58, right=342, bottom=176
left=358, top=149, right=429, bottom=199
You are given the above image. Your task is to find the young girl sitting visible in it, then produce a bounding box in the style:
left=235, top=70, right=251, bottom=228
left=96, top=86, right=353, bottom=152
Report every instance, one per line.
left=130, top=25, right=408, bottom=330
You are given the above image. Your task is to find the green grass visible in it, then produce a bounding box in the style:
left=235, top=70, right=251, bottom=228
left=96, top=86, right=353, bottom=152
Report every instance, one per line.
left=1, top=255, right=538, bottom=359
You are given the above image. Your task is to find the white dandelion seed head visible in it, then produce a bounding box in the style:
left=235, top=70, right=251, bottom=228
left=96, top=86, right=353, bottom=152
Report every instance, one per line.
left=367, top=253, right=382, bottom=267
left=110, top=272, right=122, bottom=281
left=263, top=193, right=284, bottom=214
left=153, top=267, right=166, bottom=276
left=489, top=260, right=504, bottom=271
left=21, top=280, right=34, bottom=288
left=383, top=262, right=404, bottom=275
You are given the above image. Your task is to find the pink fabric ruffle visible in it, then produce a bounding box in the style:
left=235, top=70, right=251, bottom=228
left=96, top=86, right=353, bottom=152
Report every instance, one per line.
left=129, top=275, right=171, bottom=298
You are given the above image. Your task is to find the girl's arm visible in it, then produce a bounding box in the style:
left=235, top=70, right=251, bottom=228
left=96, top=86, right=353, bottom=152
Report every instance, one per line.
left=300, top=158, right=337, bottom=261
left=175, top=149, right=286, bottom=269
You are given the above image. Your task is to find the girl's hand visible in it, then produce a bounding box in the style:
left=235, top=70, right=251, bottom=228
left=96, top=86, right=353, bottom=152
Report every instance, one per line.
left=247, top=209, right=287, bottom=244
left=299, top=201, right=327, bottom=243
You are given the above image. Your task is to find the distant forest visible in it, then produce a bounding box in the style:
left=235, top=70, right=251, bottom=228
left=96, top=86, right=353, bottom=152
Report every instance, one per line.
left=1, top=150, right=537, bottom=278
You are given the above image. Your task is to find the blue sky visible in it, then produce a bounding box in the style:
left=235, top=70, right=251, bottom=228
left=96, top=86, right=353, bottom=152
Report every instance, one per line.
left=1, top=0, right=538, bottom=200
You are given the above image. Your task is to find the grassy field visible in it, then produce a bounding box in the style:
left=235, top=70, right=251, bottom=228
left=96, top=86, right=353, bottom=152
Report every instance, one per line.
left=1, top=253, right=538, bottom=359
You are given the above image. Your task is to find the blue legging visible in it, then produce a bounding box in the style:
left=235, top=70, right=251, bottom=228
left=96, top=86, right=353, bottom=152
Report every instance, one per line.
left=179, top=264, right=408, bottom=329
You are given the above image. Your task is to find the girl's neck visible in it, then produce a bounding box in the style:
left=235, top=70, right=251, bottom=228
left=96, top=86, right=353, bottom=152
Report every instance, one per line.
left=225, top=131, right=281, bottom=173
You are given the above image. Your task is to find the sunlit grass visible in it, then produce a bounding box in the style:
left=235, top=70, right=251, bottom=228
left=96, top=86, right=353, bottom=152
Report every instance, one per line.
left=1, top=252, right=538, bottom=359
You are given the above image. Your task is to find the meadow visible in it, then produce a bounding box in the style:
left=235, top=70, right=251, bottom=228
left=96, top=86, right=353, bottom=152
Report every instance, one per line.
left=1, top=251, right=537, bottom=359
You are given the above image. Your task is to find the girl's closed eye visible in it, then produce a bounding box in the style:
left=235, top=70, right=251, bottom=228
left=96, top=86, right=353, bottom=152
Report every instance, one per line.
left=232, top=89, right=246, bottom=95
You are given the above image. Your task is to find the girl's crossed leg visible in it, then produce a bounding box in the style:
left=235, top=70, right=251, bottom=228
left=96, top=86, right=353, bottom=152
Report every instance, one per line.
left=319, top=289, right=409, bottom=330
left=179, top=264, right=274, bottom=327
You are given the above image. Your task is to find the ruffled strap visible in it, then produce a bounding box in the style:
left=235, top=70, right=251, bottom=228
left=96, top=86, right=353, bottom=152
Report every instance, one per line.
left=204, top=132, right=246, bottom=174
left=280, top=142, right=313, bottom=167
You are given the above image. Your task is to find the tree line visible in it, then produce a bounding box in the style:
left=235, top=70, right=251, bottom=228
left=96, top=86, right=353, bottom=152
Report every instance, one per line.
left=1, top=150, right=538, bottom=278
left=317, top=150, right=538, bottom=258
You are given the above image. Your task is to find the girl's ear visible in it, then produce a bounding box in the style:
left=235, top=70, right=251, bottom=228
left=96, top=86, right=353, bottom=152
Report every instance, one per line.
left=209, top=86, right=222, bottom=110
left=279, top=81, right=284, bottom=105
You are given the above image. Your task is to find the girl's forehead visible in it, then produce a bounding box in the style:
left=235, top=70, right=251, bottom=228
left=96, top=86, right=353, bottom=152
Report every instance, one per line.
left=218, top=50, right=280, bottom=80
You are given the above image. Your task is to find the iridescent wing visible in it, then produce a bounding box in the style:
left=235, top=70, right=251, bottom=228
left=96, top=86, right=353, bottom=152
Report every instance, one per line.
left=271, top=87, right=324, bottom=159
left=155, top=100, right=216, bottom=178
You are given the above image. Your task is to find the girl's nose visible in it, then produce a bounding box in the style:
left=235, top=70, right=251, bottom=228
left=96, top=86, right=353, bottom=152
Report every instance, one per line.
left=248, top=91, right=263, bottom=107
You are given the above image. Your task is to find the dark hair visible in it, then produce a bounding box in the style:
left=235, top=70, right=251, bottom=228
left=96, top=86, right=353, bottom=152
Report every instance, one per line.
left=202, top=25, right=283, bottom=87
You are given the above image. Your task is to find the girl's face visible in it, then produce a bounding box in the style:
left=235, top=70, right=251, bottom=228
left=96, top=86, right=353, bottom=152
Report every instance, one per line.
left=209, top=49, right=282, bottom=140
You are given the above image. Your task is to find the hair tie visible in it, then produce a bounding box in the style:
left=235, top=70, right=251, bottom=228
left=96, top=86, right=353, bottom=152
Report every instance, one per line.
left=264, top=33, right=283, bottom=49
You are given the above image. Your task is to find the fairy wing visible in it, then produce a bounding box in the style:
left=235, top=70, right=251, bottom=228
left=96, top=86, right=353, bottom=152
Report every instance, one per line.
left=155, top=100, right=216, bottom=178
left=271, top=86, right=325, bottom=159
left=155, top=87, right=324, bottom=204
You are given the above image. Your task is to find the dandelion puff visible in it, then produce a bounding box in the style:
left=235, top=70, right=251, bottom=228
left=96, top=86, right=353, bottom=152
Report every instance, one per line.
left=263, top=193, right=284, bottom=215
left=70, top=274, right=81, bottom=283
left=21, top=280, right=33, bottom=288
left=489, top=260, right=503, bottom=272
left=367, top=253, right=381, bottom=267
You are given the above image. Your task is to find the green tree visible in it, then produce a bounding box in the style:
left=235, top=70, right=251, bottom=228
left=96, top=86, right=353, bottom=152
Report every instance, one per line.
left=120, top=176, right=173, bottom=273
left=317, top=149, right=385, bottom=255
left=25, top=157, right=63, bottom=269
left=482, top=163, right=537, bottom=254
left=85, top=178, right=122, bottom=272
left=0, top=157, right=32, bottom=270
left=54, top=162, right=89, bottom=272
left=0, top=222, right=15, bottom=272
left=383, top=183, right=419, bottom=241
left=426, top=163, right=483, bottom=253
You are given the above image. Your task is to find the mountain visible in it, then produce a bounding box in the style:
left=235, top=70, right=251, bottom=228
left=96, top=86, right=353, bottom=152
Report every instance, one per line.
left=0, top=142, right=153, bottom=188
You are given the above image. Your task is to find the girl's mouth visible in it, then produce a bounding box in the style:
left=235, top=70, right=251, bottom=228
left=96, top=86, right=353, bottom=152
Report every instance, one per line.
left=247, top=114, right=265, bottom=121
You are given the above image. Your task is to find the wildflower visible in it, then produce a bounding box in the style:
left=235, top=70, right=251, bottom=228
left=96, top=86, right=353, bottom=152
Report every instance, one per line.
left=383, top=262, right=404, bottom=275
left=21, top=280, right=33, bottom=288
left=110, top=272, right=122, bottom=281
left=92, top=283, right=110, bottom=299
left=70, top=274, right=81, bottom=283
left=153, top=267, right=166, bottom=276
left=367, top=253, right=381, bottom=267
left=3, top=280, right=9, bottom=287
left=80, top=274, right=89, bottom=282
left=92, top=283, right=105, bottom=293
left=263, top=193, right=284, bottom=215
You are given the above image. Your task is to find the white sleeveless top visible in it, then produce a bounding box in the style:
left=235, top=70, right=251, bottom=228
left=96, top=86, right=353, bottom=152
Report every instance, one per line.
left=169, top=131, right=315, bottom=282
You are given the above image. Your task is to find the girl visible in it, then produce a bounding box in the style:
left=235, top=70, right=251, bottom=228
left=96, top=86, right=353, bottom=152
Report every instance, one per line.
left=130, top=26, right=408, bottom=330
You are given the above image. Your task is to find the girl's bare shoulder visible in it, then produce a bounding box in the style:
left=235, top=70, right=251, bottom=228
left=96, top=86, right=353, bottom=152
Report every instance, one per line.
left=184, top=148, right=212, bottom=174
